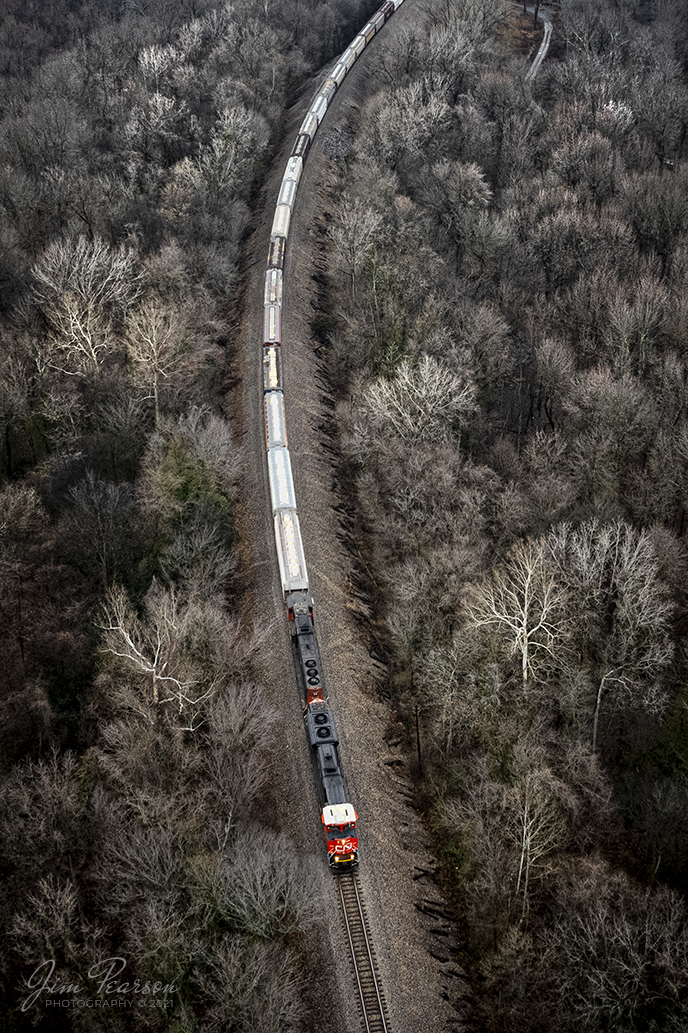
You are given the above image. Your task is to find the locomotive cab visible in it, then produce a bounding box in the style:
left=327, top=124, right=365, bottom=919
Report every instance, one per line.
left=322, top=803, right=358, bottom=869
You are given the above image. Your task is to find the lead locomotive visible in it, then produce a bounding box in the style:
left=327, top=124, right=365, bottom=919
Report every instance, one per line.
left=287, top=591, right=358, bottom=869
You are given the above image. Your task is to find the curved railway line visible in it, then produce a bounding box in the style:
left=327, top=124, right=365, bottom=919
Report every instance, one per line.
left=255, top=4, right=411, bottom=1025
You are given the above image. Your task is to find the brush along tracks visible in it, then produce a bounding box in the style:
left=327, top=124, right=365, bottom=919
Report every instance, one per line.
left=337, top=872, right=390, bottom=1033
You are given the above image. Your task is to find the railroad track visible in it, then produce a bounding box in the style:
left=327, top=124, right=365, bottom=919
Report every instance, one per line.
left=337, top=873, right=390, bottom=1033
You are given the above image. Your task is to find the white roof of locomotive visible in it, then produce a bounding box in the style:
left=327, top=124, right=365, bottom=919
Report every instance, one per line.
left=322, top=803, right=357, bottom=826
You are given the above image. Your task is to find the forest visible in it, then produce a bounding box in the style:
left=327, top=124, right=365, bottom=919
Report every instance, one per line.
left=2, top=0, right=688, bottom=1030
left=0, top=0, right=380, bottom=1029
left=315, top=0, right=688, bottom=1029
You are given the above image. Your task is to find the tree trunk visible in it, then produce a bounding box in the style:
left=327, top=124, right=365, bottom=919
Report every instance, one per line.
left=521, top=608, right=529, bottom=686
left=516, top=803, right=528, bottom=895
left=592, top=676, right=606, bottom=752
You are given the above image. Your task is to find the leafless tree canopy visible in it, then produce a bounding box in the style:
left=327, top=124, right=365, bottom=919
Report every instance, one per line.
left=0, top=0, right=381, bottom=1025
left=1, top=0, right=688, bottom=1025
left=31, top=236, right=141, bottom=374
left=318, top=0, right=688, bottom=1027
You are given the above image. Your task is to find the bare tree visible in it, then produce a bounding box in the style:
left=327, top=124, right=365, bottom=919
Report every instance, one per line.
left=137, top=408, right=241, bottom=559
left=418, top=22, right=476, bottom=100
left=480, top=922, right=537, bottom=1031
left=0, top=748, right=100, bottom=912
left=197, top=828, right=317, bottom=941
left=564, top=367, right=656, bottom=508
left=365, top=80, right=449, bottom=169
left=510, top=765, right=573, bottom=921
left=197, top=105, right=270, bottom=203
left=442, top=767, right=514, bottom=945
left=175, top=405, right=243, bottom=490
left=604, top=275, right=667, bottom=375
left=418, top=159, right=492, bottom=261
left=0, top=352, right=31, bottom=478
left=464, top=538, right=568, bottom=690
left=558, top=1, right=630, bottom=58
left=11, top=874, right=81, bottom=965
left=99, top=581, right=226, bottom=731
left=202, top=682, right=277, bottom=827
left=0, top=681, right=53, bottom=761
left=631, top=63, right=688, bottom=165
left=419, top=639, right=480, bottom=754
left=138, top=43, right=180, bottom=93
left=434, top=0, right=508, bottom=43
left=548, top=519, right=673, bottom=751
left=359, top=355, right=477, bottom=447
left=159, top=514, right=236, bottom=599
left=98, top=823, right=186, bottom=915
left=124, top=87, right=189, bottom=164
left=621, top=773, right=688, bottom=884
left=126, top=298, right=193, bottom=426
left=194, top=937, right=304, bottom=1033
left=31, top=236, right=140, bottom=375
left=0, top=483, right=49, bottom=685
left=542, top=859, right=688, bottom=1031
left=68, top=470, right=133, bottom=588
left=328, top=198, right=382, bottom=301
left=96, top=391, right=147, bottom=481
left=552, top=130, right=619, bottom=207
left=622, top=168, right=688, bottom=274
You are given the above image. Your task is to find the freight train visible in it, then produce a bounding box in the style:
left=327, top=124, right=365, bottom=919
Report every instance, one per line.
left=261, top=0, right=407, bottom=869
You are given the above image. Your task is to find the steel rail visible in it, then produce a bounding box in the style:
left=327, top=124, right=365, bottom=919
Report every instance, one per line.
left=337, top=873, right=389, bottom=1033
